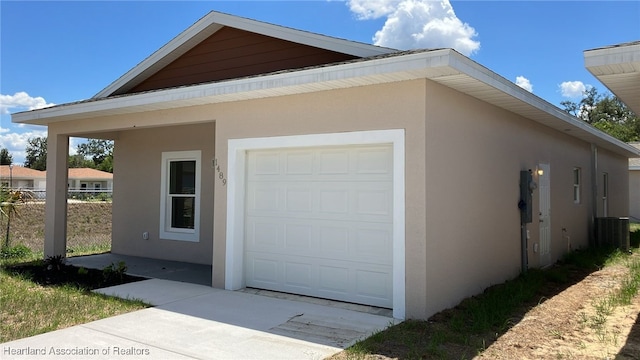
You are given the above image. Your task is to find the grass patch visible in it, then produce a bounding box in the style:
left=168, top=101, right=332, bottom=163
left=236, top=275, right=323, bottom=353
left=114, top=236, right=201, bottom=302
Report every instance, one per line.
left=0, top=254, right=148, bottom=343
left=337, top=244, right=638, bottom=360
left=0, top=268, right=148, bottom=343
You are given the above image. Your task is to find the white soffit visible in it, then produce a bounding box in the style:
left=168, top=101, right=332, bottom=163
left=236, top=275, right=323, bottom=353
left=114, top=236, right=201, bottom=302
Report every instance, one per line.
left=93, top=11, right=395, bottom=98
left=584, top=42, right=640, bottom=116
left=13, top=49, right=640, bottom=159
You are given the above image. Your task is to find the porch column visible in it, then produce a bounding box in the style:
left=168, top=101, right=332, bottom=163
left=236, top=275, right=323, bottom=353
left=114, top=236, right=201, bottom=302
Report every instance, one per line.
left=44, top=134, right=69, bottom=258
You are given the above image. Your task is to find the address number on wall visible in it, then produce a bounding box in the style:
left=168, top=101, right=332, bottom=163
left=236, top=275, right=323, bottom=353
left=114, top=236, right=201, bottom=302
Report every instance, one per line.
left=212, top=158, right=227, bottom=186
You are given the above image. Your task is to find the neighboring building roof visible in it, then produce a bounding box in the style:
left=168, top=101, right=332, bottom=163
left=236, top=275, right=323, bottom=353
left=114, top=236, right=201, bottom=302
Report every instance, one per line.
left=584, top=41, right=640, bottom=116
left=0, top=166, right=112, bottom=180
left=631, top=142, right=640, bottom=170
left=11, top=13, right=640, bottom=160
left=68, top=168, right=113, bottom=180
left=0, top=165, right=46, bottom=179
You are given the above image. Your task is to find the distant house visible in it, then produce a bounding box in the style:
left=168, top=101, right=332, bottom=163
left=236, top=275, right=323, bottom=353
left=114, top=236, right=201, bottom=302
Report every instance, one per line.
left=67, top=168, right=113, bottom=191
left=11, top=12, right=640, bottom=320
left=0, top=165, right=46, bottom=189
left=0, top=165, right=112, bottom=192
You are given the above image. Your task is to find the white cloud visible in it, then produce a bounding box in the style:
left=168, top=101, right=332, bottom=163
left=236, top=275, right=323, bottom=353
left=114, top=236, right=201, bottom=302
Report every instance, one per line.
left=348, top=0, right=401, bottom=20
left=0, top=92, right=55, bottom=115
left=0, top=126, right=48, bottom=165
left=348, top=0, right=480, bottom=56
left=559, top=81, right=587, bottom=99
left=0, top=127, right=86, bottom=164
left=515, top=76, right=533, bottom=93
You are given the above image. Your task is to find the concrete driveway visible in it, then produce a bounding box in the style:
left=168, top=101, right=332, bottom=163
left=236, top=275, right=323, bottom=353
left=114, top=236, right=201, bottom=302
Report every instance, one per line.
left=1, top=279, right=397, bottom=359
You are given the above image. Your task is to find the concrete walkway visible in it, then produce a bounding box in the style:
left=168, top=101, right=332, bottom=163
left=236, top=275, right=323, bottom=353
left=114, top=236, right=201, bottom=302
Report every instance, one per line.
left=1, top=279, right=397, bottom=360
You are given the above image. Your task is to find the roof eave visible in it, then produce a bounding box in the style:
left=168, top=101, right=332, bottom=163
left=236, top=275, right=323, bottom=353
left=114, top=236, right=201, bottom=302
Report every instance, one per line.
left=584, top=41, right=640, bottom=115
left=13, top=49, right=640, bottom=159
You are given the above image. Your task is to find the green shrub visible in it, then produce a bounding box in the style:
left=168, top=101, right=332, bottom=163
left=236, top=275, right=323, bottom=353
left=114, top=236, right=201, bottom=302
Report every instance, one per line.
left=102, top=261, right=127, bottom=283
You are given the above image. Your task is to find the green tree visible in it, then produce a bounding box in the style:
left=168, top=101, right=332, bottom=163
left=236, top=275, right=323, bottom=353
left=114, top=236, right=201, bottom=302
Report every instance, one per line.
left=68, top=154, right=94, bottom=169
left=24, top=137, right=47, bottom=170
left=561, top=87, right=639, bottom=142
left=0, top=148, right=12, bottom=165
left=76, top=139, right=114, bottom=173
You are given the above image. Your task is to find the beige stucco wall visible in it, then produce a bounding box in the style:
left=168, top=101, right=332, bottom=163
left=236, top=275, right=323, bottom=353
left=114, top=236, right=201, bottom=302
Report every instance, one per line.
left=419, top=81, right=630, bottom=316
left=596, top=147, right=631, bottom=218
left=111, top=122, right=215, bottom=264
left=47, top=77, right=631, bottom=320
left=210, top=79, right=430, bottom=318
left=631, top=170, right=640, bottom=222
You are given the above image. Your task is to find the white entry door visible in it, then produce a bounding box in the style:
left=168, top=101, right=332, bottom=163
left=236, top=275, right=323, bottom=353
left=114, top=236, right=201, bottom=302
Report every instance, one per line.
left=244, top=144, right=393, bottom=308
left=538, top=163, right=551, bottom=267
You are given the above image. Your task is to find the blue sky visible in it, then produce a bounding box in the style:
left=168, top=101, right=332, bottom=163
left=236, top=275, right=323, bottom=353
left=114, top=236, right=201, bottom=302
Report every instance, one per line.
left=1, top=1, right=639, bottom=164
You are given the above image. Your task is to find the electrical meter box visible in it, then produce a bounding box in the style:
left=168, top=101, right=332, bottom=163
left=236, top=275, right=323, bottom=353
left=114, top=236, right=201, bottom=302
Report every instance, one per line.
left=519, top=170, right=533, bottom=223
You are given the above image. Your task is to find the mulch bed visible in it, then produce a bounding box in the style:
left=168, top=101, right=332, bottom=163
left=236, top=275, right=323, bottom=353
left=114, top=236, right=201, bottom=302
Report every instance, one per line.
left=5, top=261, right=146, bottom=290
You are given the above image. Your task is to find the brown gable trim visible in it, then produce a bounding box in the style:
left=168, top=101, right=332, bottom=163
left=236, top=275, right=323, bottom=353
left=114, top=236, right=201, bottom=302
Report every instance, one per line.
left=123, top=27, right=357, bottom=95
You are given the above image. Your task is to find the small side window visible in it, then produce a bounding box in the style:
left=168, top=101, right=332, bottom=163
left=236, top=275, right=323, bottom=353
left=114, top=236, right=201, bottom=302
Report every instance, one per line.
left=573, top=168, right=581, bottom=204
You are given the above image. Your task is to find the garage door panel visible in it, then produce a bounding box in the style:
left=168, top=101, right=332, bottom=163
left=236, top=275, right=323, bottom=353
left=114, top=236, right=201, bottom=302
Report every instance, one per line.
left=249, top=184, right=281, bottom=212
left=319, top=227, right=349, bottom=254
left=285, top=151, right=314, bottom=175
left=355, top=148, right=393, bottom=175
left=249, top=257, right=279, bottom=285
left=253, top=152, right=281, bottom=175
left=356, top=269, right=392, bottom=299
left=247, top=221, right=280, bottom=249
left=284, top=261, right=313, bottom=288
left=319, top=189, right=349, bottom=214
left=318, top=150, right=350, bottom=175
left=356, top=188, right=391, bottom=216
left=285, top=187, right=313, bottom=212
left=245, top=145, right=393, bottom=308
left=318, top=265, right=350, bottom=293
left=246, top=251, right=393, bottom=307
left=247, top=219, right=391, bottom=264
left=284, top=224, right=312, bottom=250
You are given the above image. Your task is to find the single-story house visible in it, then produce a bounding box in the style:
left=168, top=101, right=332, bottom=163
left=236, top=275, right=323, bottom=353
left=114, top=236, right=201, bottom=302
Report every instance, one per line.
left=67, top=168, right=113, bottom=191
left=0, top=165, right=46, bottom=189
left=12, top=12, right=640, bottom=320
left=584, top=42, right=640, bottom=224
left=0, top=165, right=112, bottom=192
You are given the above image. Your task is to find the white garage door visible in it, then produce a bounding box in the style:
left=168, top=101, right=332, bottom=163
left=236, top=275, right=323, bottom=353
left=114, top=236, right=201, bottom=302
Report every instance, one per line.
left=245, top=144, right=393, bottom=308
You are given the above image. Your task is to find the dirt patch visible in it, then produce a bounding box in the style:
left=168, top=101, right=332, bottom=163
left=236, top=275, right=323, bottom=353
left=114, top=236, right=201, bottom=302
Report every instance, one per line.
left=1, top=201, right=112, bottom=251
left=330, top=252, right=640, bottom=359
left=478, top=261, right=640, bottom=359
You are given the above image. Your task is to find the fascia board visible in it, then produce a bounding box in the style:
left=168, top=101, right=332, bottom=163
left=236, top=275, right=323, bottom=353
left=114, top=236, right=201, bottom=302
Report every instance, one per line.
left=209, top=11, right=395, bottom=57
left=444, top=51, right=640, bottom=159
left=584, top=42, right=640, bottom=72
left=13, top=50, right=454, bottom=124
left=584, top=42, right=640, bottom=115
left=94, top=14, right=224, bottom=99
left=94, top=11, right=394, bottom=98
left=13, top=48, right=640, bottom=159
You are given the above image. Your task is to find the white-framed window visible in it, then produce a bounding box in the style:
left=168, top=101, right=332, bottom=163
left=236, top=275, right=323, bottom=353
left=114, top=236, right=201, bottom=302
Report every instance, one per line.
left=160, top=151, right=201, bottom=242
left=573, top=167, right=581, bottom=204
